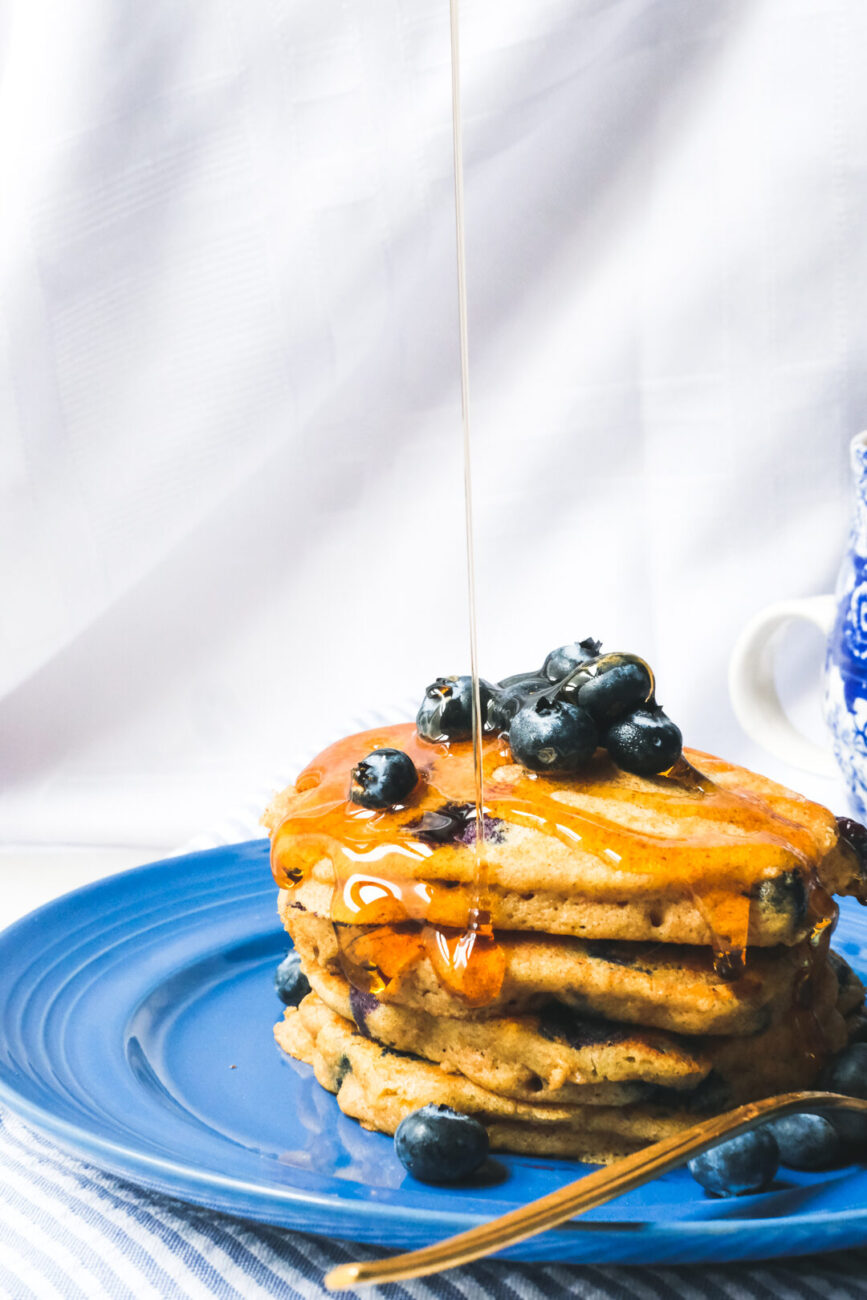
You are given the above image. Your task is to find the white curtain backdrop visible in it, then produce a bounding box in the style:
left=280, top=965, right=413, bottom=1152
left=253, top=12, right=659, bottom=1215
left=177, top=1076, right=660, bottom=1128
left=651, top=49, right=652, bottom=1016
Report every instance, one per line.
left=1, top=0, right=864, bottom=850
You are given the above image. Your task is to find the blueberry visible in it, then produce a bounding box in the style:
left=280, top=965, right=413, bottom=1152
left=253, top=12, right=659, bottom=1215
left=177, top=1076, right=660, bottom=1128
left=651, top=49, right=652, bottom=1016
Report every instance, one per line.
left=605, top=706, right=682, bottom=775
left=753, top=871, right=808, bottom=931
left=508, top=698, right=598, bottom=772
left=350, top=748, right=417, bottom=809
left=539, top=1002, right=633, bottom=1049
left=408, top=801, right=505, bottom=846
left=824, top=1042, right=867, bottom=1100
left=826, top=1109, right=867, bottom=1147
left=499, top=670, right=545, bottom=689
left=542, top=638, right=602, bottom=683
left=828, top=949, right=853, bottom=992
left=555, top=669, right=594, bottom=702
left=847, top=1012, right=867, bottom=1045
left=394, top=1104, right=489, bottom=1183
left=837, top=816, right=867, bottom=868
left=577, top=659, right=653, bottom=724
left=765, top=1113, right=842, bottom=1170
left=417, top=676, right=495, bottom=742
left=688, top=1129, right=779, bottom=1197
left=274, top=951, right=311, bottom=1006
left=819, top=1044, right=867, bottom=1146
left=487, top=674, right=550, bottom=731
left=348, top=985, right=379, bottom=1038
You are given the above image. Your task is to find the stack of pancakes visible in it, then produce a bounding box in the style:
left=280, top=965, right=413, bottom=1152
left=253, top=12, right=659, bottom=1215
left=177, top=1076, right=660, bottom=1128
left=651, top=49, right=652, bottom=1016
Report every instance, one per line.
left=266, top=723, right=867, bottom=1164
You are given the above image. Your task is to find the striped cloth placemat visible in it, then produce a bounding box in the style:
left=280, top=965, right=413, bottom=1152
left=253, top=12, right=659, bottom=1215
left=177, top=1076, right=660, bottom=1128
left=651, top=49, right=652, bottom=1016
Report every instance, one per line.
left=2, top=1105, right=867, bottom=1300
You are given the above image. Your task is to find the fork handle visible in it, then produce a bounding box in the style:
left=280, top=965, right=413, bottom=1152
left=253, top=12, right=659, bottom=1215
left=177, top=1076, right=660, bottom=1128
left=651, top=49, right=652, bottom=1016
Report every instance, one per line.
left=325, top=1091, right=867, bottom=1290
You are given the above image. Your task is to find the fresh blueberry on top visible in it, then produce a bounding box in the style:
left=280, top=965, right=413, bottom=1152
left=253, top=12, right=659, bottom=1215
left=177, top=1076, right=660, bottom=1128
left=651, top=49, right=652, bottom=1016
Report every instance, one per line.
left=394, top=1104, right=489, bottom=1183
left=605, top=706, right=682, bottom=775
left=577, top=659, right=652, bottom=724
left=837, top=816, right=867, bottom=868
left=274, top=951, right=311, bottom=1006
left=416, top=675, right=495, bottom=742
left=508, top=697, right=598, bottom=772
left=350, top=748, right=417, bottom=809
left=765, top=1113, right=842, bottom=1170
left=487, top=674, right=550, bottom=731
left=542, top=638, right=602, bottom=683
left=555, top=669, right=594, bottom=701
left=688, top=1129, right=779, bottom=1197
left=497, top=670, right=541, bottom=688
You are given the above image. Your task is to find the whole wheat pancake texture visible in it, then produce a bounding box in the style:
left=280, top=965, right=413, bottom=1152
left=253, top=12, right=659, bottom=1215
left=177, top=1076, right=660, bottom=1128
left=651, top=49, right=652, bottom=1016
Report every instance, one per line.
left=266, top=720, right=867, bottom=1164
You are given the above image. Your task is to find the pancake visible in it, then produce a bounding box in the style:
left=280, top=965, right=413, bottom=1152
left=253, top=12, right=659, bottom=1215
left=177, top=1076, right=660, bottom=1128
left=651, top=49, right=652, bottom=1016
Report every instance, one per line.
left=276, top=993, right=853, bottom=1165
left=303, top=959, right=704, bottom=1104
left=277, top=993, right=689, bottom=1164
left=281, top=896, right=823, bottom=1036
left=294, top=954, right=849, bottom=1107
left=266, top=718, right=867, bottom=1163
left=266, top=725, right=865, bottom=950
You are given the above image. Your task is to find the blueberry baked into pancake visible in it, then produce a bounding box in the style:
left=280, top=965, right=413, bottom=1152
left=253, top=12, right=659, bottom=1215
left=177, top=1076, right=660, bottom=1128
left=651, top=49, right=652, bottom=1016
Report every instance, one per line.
left=265, top=641, right=867, bottom=1168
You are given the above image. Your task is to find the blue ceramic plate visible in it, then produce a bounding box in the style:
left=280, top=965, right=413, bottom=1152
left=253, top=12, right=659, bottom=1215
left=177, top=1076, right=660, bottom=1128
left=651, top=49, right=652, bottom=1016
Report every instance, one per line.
left=2, top=840, right=867, bottom=1267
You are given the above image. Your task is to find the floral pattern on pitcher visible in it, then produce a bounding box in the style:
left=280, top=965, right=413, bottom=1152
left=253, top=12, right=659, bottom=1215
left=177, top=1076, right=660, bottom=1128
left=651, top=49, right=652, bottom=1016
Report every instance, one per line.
left=824, top=435, right=867, bottom=818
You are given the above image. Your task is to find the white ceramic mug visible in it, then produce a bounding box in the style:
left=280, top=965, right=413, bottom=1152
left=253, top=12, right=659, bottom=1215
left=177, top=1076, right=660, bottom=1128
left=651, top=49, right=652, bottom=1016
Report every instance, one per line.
left=729, top=432, right=867, bottom=816
left=728, top=595, right=838, bottom=778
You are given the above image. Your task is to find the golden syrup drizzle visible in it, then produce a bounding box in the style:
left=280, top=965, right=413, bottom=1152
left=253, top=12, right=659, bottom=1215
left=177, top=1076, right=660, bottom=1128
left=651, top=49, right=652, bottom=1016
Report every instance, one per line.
left=270, top=722, right=833, bottom=1002
left=271, top=726, right=508, bottom=1005
left=787, top=877, right=840, bottom=1071
left=271, top=6, right=844, bottom=1027
left=448, top=0, right=490, bottom=947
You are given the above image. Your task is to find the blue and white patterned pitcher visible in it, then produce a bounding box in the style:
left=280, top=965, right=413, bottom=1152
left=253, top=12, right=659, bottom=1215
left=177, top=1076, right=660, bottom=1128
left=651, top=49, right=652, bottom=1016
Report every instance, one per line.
left=730, top=431, right=867, bottom=816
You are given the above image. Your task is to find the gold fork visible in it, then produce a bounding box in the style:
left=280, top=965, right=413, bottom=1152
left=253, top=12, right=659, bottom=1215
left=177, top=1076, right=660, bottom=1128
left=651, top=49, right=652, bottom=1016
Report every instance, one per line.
left=324, top=1090, right=867, bottom=1290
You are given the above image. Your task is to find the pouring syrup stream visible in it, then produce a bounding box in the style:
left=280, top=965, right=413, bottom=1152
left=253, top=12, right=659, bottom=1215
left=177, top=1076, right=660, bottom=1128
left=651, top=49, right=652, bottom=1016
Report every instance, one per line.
left=449, top=0, right=489, bottom=941
left=270, top=4, right=846, bottom=1012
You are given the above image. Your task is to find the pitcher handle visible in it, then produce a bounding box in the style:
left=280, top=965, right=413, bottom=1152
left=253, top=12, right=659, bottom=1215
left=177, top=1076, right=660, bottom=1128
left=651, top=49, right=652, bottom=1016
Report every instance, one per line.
left=728, top=595, right=838, bottom=777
